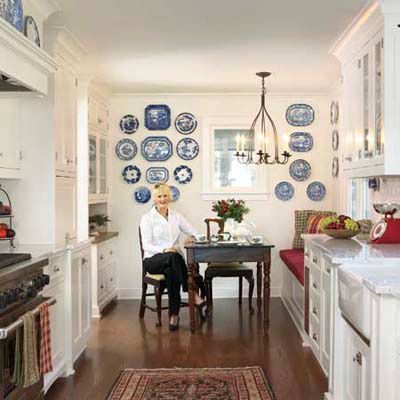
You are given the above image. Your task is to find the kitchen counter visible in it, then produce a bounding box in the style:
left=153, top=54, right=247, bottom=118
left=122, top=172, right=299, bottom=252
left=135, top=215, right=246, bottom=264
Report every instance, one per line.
left=90, top=231, right=119, bottom=245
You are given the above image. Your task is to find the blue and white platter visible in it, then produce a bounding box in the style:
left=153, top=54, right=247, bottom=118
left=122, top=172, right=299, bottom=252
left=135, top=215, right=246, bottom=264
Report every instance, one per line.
left=174, top=165, right=193, bottom=184
left=332, top=129, right=339, bottom=151
left=286, top=104, right=315, bottom=127
left=307, top=181, right=326, bottom=201
left=169, top=185, right=180, bottom=202
left=146, top=167, right=169, bottom=183
left=289, top=132, right=313, bottom=152
left=175, top=112, right=197, bottom=134
left=145, top=104, right=171, bottom=130
left=134, top=186, right=151, bottom=204
left=24, top=16, right=40, bottom=47
left=275, top=181, right=295, bottom=201
left=141, top=136, right=173, bottom=161
left=119, top=114, right=139, bottom=134
left=176, top=138, right=199, bottom=160
left=115, top=139, right=137, bottom=161
left=4, top=0, right=23, bottom=32
left=289, top=159, right=311, bottom=181
left=122, top=165, right=141, bottom=184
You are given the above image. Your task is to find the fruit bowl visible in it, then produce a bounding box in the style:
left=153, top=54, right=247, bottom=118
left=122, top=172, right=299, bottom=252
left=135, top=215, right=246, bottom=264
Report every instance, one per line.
left=321, top=228, right=360, bottom=239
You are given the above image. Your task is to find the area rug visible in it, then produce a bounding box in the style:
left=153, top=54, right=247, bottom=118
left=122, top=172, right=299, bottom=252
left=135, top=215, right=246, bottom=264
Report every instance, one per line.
left=106, top=367, right=275, bottom=400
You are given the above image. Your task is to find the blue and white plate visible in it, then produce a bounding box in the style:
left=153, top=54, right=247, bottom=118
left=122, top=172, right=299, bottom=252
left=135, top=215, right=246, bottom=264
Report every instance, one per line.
left=174, top=165, right=193, bottom=184
left=175, top=112, right=197, bottom=134
left=332, top=157, right=339, bottom=178
left=115, top=139, right=137, bottom=161
left=286, top=104, right=315, bottom=126
left=134, top=186, right=151, bottom=204
left=0, top=1, right=6, bottom=19
left=122, top=165, right=141, bottom=184
left=289, top=132, right=313, bottom=152
left=169, top=185, right=180, bottom=202
left=332, top=129, right=339, bottom=151
left=146, top=167, right=169, bottom=183
left=330, top=101, right=339, bottom=125
left=141, top=136, right=173, bottom=161
left=307, top=181, right=326, bottom=201
left=145, top=105, right=171, bottom=130
left=119, top=114, right=139, bottom=134
left=5, top=0, right=23, bottom=32
left=176, top=138, right=199, bottom=160
left=275, top=181, right=295, bottom=201
left=24, top=16, right=40, bottom=47
left=289, top=159, right=311, bottom=181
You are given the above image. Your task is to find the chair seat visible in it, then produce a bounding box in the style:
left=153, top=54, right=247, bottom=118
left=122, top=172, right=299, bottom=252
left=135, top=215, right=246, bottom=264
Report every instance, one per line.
left=145, top=272, right=165, bottom=281
left=279, top=249, right=304, bottom=286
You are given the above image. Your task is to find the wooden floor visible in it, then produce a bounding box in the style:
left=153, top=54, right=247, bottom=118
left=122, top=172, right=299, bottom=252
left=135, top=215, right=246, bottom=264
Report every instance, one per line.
left=45, top=298, right=327, bottom=400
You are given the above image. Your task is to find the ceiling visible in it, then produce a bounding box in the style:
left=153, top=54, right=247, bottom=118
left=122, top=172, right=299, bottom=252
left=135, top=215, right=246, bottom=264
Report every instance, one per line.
left=51, top=0, right=370, bottom=93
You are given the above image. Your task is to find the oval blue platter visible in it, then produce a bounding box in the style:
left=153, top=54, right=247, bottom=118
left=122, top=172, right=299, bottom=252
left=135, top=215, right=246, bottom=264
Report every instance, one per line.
left=141, top=136, right=173, bottom=162
left=286, top=104, right=315, bottom=127
left=289, top=132, right=313, bottom=152
left=146, top=167, right=169, bottom=184
left=275, top=181, right=295, bottom=201
left=307, top=181, right=326, bottom=201
left=289, top=159, right=311, bottom=182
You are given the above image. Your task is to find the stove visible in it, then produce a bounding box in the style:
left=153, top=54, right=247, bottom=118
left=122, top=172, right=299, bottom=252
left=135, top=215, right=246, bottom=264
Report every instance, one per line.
left=0, top=253, right=31, bottom=269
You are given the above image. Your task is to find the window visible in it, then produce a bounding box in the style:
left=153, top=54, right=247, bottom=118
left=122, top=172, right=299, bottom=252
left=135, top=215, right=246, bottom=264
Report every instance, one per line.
left=348, top=178, right=371, bottom=220
left=202, top=117, right=269, bottom=200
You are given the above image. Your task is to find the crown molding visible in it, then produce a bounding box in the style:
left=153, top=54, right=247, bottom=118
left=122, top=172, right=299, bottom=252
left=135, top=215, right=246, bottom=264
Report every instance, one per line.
left=31, top=0, right=61, bottom=20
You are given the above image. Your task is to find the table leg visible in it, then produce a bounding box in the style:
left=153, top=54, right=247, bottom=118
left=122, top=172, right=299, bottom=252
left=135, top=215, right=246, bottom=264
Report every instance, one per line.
left=188, top=262, right=196, bottom=333
left=256, top=262, right=262, bottom=310
left=263, top=252, right=271, bottom=329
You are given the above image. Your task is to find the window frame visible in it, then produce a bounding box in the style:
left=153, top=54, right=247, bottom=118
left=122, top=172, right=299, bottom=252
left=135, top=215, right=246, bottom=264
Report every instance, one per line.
left=201, top=117, right=270, bottom=201
left=347, top=178, right=371, bottom=220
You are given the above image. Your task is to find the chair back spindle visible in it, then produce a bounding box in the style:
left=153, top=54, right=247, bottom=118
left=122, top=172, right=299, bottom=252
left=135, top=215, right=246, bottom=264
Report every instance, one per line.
left=204, top=218, right=225, bottom=240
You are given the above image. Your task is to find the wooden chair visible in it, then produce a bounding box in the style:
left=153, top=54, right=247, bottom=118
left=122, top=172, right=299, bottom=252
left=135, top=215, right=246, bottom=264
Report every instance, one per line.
left=203, top=218, right=255, bottom=314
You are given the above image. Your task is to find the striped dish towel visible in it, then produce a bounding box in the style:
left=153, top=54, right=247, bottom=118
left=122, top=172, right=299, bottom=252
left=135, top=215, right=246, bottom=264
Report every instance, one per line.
left=22, top=311, right=40, bottom=387
left=39, top=302, right=53, bottom=374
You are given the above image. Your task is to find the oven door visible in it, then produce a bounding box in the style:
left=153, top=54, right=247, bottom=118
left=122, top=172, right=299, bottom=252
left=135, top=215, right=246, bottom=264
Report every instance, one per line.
left=0, top=296, right=56, bottom=400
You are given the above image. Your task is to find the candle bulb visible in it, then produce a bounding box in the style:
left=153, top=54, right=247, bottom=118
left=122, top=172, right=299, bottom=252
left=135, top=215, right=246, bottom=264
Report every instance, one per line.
left=236, top=134, right=240, bottom=153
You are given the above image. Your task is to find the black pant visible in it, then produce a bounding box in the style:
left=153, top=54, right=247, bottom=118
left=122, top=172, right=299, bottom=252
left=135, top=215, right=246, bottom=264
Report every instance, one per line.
left=144, top=252, right=188, bottom=315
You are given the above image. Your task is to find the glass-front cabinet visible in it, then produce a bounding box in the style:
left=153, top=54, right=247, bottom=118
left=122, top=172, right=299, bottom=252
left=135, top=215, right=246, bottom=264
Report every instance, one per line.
left=88, top=133, right=109, bottom=203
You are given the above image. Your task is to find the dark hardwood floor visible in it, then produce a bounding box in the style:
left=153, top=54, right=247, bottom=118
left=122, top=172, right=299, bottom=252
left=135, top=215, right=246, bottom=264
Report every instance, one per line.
left=45, top=298, right=327, bottom=400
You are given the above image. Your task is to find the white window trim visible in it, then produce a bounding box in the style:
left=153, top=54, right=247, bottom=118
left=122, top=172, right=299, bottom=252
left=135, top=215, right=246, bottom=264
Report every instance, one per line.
left=201, top=116, right=271, bottom=201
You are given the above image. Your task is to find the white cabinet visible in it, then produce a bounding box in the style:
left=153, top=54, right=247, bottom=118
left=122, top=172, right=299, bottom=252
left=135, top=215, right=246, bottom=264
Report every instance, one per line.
left=55, top=177, right=77, bottom=242
left=88, top=95, right=109, bottom=134
left=89, top=132, right=109, bottom=204
left=71, top=246, right=91, bottom=362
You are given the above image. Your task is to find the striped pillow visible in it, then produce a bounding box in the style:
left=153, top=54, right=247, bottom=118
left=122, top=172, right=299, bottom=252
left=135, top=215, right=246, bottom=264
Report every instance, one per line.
left=306, top=215, right=326, bottom=234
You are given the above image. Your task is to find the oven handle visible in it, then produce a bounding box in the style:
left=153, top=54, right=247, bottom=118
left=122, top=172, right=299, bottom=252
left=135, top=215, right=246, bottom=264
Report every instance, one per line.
left=0, top=297, right=56, bottom=340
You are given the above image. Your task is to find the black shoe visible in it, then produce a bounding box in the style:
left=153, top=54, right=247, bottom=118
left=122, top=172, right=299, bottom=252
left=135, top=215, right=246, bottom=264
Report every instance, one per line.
left=169, top=316, right=180, bottom=331
left=195, top=304, right=206, bottom=322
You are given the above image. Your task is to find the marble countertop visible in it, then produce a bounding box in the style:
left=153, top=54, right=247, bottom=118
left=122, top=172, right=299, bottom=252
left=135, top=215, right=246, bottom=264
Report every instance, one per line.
left=90, top=231, right=119, bottom=245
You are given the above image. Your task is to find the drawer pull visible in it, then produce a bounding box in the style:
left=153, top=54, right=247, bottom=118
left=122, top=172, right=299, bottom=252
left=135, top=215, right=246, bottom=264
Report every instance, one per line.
left=312, top=307, right=318, bottom=316
left=326, top=268, right=331, bottom=274
left=305, top=251, right=310, bottom=257
left=312, top=257, right=318, bottom=264
left=82, top=257, right=88, bottom=265
left=109, top=250, right=113, bottom=255
left=53, top=265, right=60, bottom=273
left=312, top=333, right=318, bottom=342
left=312, top=282, right=318, bottom=290
left=100, top=255, right=104, bottom=261
left=100, top=285, right=104, bottom=290
left=110, top=278, right=113, bottom=282
left=353, top=352, right=362, bottom=366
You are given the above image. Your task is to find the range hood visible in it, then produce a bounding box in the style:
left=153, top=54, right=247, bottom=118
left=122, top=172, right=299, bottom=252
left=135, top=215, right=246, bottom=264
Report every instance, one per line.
left=0, top=16, right=57, bottom=95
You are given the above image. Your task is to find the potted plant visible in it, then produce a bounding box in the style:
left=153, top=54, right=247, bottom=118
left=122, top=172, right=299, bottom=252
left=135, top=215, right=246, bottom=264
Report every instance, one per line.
left=211, top=199, right=250, bottom=236
left=89, top=214, right=111, bottom=234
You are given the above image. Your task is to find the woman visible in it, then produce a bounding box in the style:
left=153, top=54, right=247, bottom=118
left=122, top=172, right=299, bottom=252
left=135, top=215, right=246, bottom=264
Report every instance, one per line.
left=140, top=183, right=205, bottom=331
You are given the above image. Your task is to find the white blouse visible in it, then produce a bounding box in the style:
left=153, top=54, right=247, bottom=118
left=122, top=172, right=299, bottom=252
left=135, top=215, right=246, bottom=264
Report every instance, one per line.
left=140, top=207, right=199, bottom=259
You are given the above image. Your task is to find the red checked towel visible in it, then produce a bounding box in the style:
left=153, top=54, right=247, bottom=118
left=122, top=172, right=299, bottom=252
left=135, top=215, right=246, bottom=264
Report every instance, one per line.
left=39, top=302, right=53, bottom=374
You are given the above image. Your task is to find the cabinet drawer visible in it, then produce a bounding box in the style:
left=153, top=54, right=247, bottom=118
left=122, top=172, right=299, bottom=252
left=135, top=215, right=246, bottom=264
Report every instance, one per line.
left=98, top=268, right=107, bottom=300
left=310, top=321, right=321, bottom=353
left=97, top=239, right=116, bottom=269
left=310, top=290, right=321, bottom=324
left=44, top=253, right=65, bottom=283
left=309, top=264, right=321, bottom=295
left=106, top=264, right=116, bottom=292
left=310, top=248, right=321, bottom=267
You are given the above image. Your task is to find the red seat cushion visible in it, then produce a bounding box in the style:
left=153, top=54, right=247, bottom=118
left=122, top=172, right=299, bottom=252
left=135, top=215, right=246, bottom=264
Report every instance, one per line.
left=279, top=249, right=305, bottom=286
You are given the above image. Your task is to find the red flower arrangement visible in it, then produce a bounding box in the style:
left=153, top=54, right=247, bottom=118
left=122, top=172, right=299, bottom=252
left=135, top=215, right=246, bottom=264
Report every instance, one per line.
left=211, top=199, right=250, bottom=223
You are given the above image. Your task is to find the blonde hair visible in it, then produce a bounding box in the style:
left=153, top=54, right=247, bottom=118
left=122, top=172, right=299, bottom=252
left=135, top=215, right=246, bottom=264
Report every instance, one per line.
left=152, top=183, right=171, bottom=200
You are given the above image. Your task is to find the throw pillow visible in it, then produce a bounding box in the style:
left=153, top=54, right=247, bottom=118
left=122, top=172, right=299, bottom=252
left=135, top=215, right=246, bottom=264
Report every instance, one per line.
left=306, top=215, right=326, bottom=234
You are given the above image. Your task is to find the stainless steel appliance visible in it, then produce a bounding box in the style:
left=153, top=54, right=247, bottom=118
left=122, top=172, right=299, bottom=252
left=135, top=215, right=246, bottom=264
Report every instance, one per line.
left=0, top=254, right=53, bottom=400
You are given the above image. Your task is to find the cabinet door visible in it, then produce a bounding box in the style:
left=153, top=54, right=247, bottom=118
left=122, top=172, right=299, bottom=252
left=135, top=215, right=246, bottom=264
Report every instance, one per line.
left=373, top=35, right=384, bottom=157
left=81, top=253, right=91, bottom=338
left=89, top=134, right=97, bottom=195
left=0, top=99, right=20, bottom=170
left=88, top=97, right=97, bottom=127
left=96, top=102, right=109, bottom=132
left=99, top=137, right=108, bottom=195
left=55, top=177, right=77, bottom=242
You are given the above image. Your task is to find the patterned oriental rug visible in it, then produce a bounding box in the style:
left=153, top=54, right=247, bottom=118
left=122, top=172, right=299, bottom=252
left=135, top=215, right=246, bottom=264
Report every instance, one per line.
left=106, top=367, right=275, bottom=400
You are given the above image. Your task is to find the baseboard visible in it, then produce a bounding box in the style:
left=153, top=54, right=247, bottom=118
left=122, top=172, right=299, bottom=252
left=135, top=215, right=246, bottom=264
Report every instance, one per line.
left=118, top=286, right=282, bottom=300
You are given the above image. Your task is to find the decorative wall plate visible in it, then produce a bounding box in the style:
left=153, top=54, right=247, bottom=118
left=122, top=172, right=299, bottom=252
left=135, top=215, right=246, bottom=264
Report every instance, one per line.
left=289, top=159, right=311, bottom=181
left=5, top=0, right=23, bottom=32
left=115, top=139, right=137, bottom=161
left=141, top=136, right=173, bottom=161
left=175, top=112, right=197, bottom=134
left=275, top=181, right=295, bottom=201
left=122, top=165, right=141, bottom=184
left=24, top=16, right=40, bottom=47
left=307, top=181, right=326, bottom=201
left=176, top=138, right=199, bottom=160
left=174, top=165, right=193, bottom=184
left=289, top=132, right=313, bottom=152
left=146, top=167, right=169, bottom=183
left=332, top=157, right=339, bottom=178
left=332, top=129, right=339, bottom=151
left=134, top=187, right=151, bottom=204
left=286, top=104, right=315, bottom=126
left=169, top=185, right=180, bottom=202
left=330, top=101, right=339, bottom=125
left=0, top=1, right=6, bottom=19
left=119, top=114, right=139, bottom=134
left=145, top=104, right=171, bottom=130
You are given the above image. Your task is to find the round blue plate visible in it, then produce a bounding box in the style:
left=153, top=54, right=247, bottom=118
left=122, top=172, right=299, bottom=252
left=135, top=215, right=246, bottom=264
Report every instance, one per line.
left=115, top=139, right=137, bottom=161
left=174, top=165, right=193, bottom=184
left=176, top=138, right=199, bottom=160
left=175, top=112, right=197, bottom=134
left=5, top=0, right=23, bottom=32
left=120, top=114, right=139, bottom=134
left=122, top=165, right=141, bottom=184
left=169, top=185, right=180, bottom=202
left=307, top=181, right=326, bottom=201
left=289, top=159, right=311, bottom=182
left=134, top=187, right=151, bottom=204
left=275, top=181, right=295, bottom=201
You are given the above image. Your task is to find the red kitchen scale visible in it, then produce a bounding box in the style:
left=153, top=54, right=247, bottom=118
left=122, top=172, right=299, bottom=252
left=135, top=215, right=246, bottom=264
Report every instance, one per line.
left=369, top=203, right=400, bottom=244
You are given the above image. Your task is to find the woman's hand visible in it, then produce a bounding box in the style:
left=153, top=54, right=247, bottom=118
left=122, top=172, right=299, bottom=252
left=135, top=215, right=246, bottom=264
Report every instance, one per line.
left=163, top=247, right=178, bottom=253
left=184, top=236, right=195, bottom=245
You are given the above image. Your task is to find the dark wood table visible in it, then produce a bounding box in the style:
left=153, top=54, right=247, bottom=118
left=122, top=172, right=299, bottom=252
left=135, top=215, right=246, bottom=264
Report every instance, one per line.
left=184, top=241, right=274, bottom=333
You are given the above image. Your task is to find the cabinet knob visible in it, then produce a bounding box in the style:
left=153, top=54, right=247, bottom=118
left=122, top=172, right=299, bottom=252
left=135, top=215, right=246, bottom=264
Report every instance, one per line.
left=0, top=152, right=3, bottom=157
left=82, top=257, right=87, bottom=265
left=109, top=250, right=113, bottom=255
left=312, top=282, right=318, bottom=290
left=326, top=267, right=331, bottom=274
left=312, top=257, right=318, bottom=264
left=353, top=352, right=362, bottom=366
left=312, top=333, right=318, bottom=341
left=100, top=255, right=104, bottom=261
left=312, top=307, right=318, bottom=316
left=305, top=251, right=310, bottom=257
left=100, top=285, right=104, bottom=289
left=110, top=278, right=113, bottom=282
left=53, top=265, right=60, bottom=273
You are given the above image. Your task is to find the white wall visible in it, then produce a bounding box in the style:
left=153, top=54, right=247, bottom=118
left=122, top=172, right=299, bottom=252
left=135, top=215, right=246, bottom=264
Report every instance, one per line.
left=109, top=93, right=334, bottom=299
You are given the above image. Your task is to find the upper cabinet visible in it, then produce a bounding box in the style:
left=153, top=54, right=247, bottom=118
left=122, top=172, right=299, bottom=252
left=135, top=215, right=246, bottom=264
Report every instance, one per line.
left=88, top=95, right=109, bottom=134
left=332, top=1, right=400, bottom=177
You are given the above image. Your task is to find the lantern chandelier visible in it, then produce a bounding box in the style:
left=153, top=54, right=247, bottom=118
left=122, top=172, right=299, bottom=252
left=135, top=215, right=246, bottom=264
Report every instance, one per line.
left=235, top=72, right=291, bottom=165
